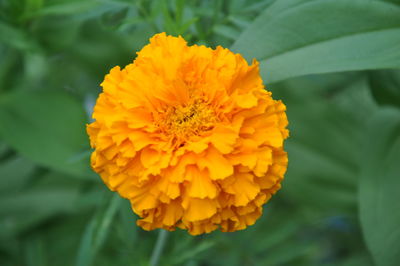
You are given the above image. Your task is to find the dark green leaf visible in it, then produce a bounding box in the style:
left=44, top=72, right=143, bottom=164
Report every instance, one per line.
left=214, top=25, right=240, bottom=40
left=0, top=90, right=91, bottom=177
left=0, top=22, right=37, bottom=51
left=359, top=108, right=400, bottom=266
left=24, top=235, right=47, bottom=266
left=369, top=69, right=400, bottom=107
left=280, top=78, right=375, bottom=213
left=232, top=0, right=400, bottom=83
left=76, top=194, right=122, bottom=266
left=30, top=1, right=100, bottom=17
left=0, top=187, right=80, bottom=238
left=171, top=240, right=215, bottom=265
left=0, top=156, right=35, bottom=191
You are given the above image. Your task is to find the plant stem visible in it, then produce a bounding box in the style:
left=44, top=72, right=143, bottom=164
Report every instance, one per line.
left=150, top=230, right=168, bottom=266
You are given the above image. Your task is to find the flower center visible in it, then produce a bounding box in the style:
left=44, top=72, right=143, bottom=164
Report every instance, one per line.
left=160, top=99, right=217, bottom=141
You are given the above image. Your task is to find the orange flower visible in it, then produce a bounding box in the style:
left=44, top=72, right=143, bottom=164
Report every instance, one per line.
left=87, top=33, right=289, bottom=235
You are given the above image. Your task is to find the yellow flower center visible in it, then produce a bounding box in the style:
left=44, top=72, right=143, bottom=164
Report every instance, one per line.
left=160, top=99, right=217, bottom=141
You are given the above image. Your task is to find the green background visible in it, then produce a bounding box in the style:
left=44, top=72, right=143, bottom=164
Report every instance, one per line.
left=1, top=0, right=400, bottom=265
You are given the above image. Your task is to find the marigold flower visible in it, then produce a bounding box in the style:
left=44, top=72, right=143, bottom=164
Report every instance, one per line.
left=87, top=33, right=289, bottom=235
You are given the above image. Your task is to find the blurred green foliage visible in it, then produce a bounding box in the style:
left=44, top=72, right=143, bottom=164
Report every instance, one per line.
left=0, top=0, right=400, bottom=265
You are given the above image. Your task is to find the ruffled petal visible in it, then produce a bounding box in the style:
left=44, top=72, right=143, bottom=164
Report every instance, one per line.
left=87, top=32, right=289, bottom=235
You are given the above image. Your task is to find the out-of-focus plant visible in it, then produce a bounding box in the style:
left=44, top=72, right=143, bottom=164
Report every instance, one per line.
left=0, top=0, right=399, bottom=265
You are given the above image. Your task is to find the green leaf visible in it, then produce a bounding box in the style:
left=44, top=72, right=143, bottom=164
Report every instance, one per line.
left=232, top=0, right=400, bottom=83
left=0, top=90, right=91, bottom=177
left=0, top=156, right=35, bottom=191
left=24, top=235, right=47, bottom=266
left=29, top=0, right=100, bottom=17
left=171, top=240, right=215, bottom=265
left=75, top=194, right=122, bottom=266
left=359, top=108, right=400, bottom=266
left=369, top=69, right=400, bottom=107
left=0, top=21, right=38, bottom=51
left=0, top=142, right=8, bottom=158
left=228, top=15, right=251, bottom=29
left=0, top=187, right=80, bottom=238
left=214, top=25, right=240, bottom=40
left=242, top=0, right=276, bottom=13
left=279, top=78, right=375, bottom=213
left=259, top=241, right=314, bottom=265
left=117, top=200, right=138, bottom=250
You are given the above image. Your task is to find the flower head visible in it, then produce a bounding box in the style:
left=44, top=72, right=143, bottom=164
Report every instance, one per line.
left=87, top=33, right=289, bottom=235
